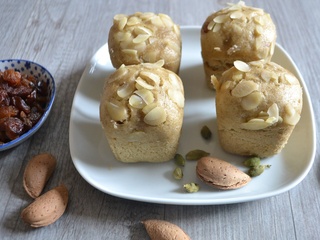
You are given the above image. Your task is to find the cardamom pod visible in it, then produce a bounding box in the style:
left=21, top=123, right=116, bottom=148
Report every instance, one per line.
left=173, top=167, right=183, bottom=180
left=201, top=125, right=212, bottom=140
left=174, top=153, right=185, bottom=167
left=185, top=149, right=210, bottom=160
left=243, top=157, right=261, bottom=168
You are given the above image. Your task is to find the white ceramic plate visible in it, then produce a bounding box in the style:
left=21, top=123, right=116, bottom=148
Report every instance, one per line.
left=69, top=26, right=316, bottom=205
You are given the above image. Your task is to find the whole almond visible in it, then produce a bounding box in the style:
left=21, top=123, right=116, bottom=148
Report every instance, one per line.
left=21, top=185, right=68, bottom=228
left=23, top=153, right=57, bottom=198
left=142, top=219, right=191, bottom=240
left=196, top=156, right=251, bottom=190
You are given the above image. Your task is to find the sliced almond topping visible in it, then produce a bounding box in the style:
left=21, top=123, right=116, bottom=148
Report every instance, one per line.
left=142, top=102, right=157, bottom=114
left=207, top=21, right=215, bottom=31
left=133, top=42, right=147, bottom=52
left=265, top=117, right=277, bottom=124
left=140, top=71, right=160, bottom=85
left=150, top=16, right=164, bottom=27
left=214, top=47, right=221, bottom=51
left=166, top=40, right=181, bottom=53
left=283, top=104, right=301, bottom=125
left=253, top=15, right=265, bottom=25
left=241, top=91, right=263, bottom=110
left=168, top=89, right=185, bottom=108
left=168, top=73, right=181, bottom=89
left=129, top=94, right=145, bottom=109
left=144, top=106, right=167, bottom=125
left=230, top=11, right=243, bottom=19
left=134, top=26, right=153, bottom=36
left=135, top=77, right=155, bottom=90
left=254, top=25, right=263, bottom=36
left=139, top=12, right=155, bottom=20
left=284, top=73, right=298, bottom=85
left=212, top=23, right=221, bottom=32
left=159, top=14, right=173, bottom=27
left=221, top=80, right=235, bottom=91
left=240, top=118, right=272, bottom=130
left=121, top=49, right=139, bottom=62
left=133, top=34, right=150, bottom=44
left=228, top=3, right=242, bottom=11
left=126, top=16, right=141, bottom=26
left=115, top=32, right=132, bottom=42
left=232, top=72, right=244, bottom=81
left=267, top=103, right=279, bottom=120
left=118, top=17, right=128, bottom=30
left=117, top=82, right=135, bottom=99
left=255, top=37, right=262, bottom=50
left=214, top=14, right=228, bottom=23
left=231, top=80, right=259, bottom=97
left=106, top=99, right=128, bottom=121
left=134, top=89, right=154, bottom=105
left=173, top=24, right=180, bottom=35
left=142, top=102, right=158, bottom=114
left=143, top=50, right=159, bottom=63
left=109, top=66, right=128, bottom=83
left=261, top=69, right=272, bottom=82
left=234, top=60, right=251, bottom=72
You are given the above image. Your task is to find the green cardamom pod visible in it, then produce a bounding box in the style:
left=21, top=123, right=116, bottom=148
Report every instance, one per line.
left=174, top=153, right=185, bottom=167
left=173, top=167, right=183, bottom=180
left=243, top=157, right=261, bottom=168
left=185, top=149, right=210, bottom=160
left=248, top=165, right=271, bottom=177
left=201, top=125, right=212, bottom=140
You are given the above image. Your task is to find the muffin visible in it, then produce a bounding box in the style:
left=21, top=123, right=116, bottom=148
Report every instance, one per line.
left=108, top=12, right=181, bottom=73
left=201, top=1, right=276, bottom=88
left=99, top=61, right=185, bottom=163
left=213, top=60, right=302, bottom=158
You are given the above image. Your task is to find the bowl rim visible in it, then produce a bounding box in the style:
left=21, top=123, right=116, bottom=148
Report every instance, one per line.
left=0, top=59, right=56, bottom=151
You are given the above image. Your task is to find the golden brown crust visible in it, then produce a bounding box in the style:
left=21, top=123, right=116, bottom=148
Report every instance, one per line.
left=99, top=63, right=184, bottom=163
left=108, top=12, right=181, bottom=73
left=201, top=2, right=276, bottom=88
left=214, top=60, right=302, bottom=157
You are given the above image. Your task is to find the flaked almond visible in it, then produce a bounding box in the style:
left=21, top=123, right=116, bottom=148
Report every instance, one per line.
left=196, top=157, right=251, bottom=190
left=23, top=153, right=57, bottom=199
left=234, top=60, right=251, bottom=72
left=105, top=99, right=128, bottom=121
left=283, top=104, right=301, bottom=125
left=241, top=91, right=263, bottom=110
left=21, top=185, right=68, bottom=228
left=144, top=106, right=166, bottom=125
left=231, top=80, right=259, bottom=98
left=142, top=219, right=191, bottom=240
left=168, top=89, right=184, bottom=108
left=240, top=118, right=272, bottom=130
left=117, top=82, right=135, bottom=99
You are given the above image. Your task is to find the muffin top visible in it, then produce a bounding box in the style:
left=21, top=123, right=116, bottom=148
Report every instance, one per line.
left=213, top=60, right=302, bottom=131
left=108, top=12, right=181, bottom=73
left=201, top=1, right=276, bottom=63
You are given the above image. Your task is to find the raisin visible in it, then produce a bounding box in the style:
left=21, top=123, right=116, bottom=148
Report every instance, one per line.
left=28, top=107, right=42, bottom=124
left=12, top=96, right=31, bottom=113
left=0, top=89, right=9, bottom=105
left=4, top=117, right=24, bottom=140
left=0, top=69, right=48, bottom=144
left=3, top=69, right=21, bottom=86
left=0, top=105, right=19, bottom=118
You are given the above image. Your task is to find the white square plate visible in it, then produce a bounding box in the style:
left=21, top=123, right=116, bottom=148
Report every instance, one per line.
left=69, top=26, right=316, bottom=205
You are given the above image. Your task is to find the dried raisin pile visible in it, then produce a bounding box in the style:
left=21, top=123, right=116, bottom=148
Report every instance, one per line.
left=0, top=69, right=48, bottom=144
